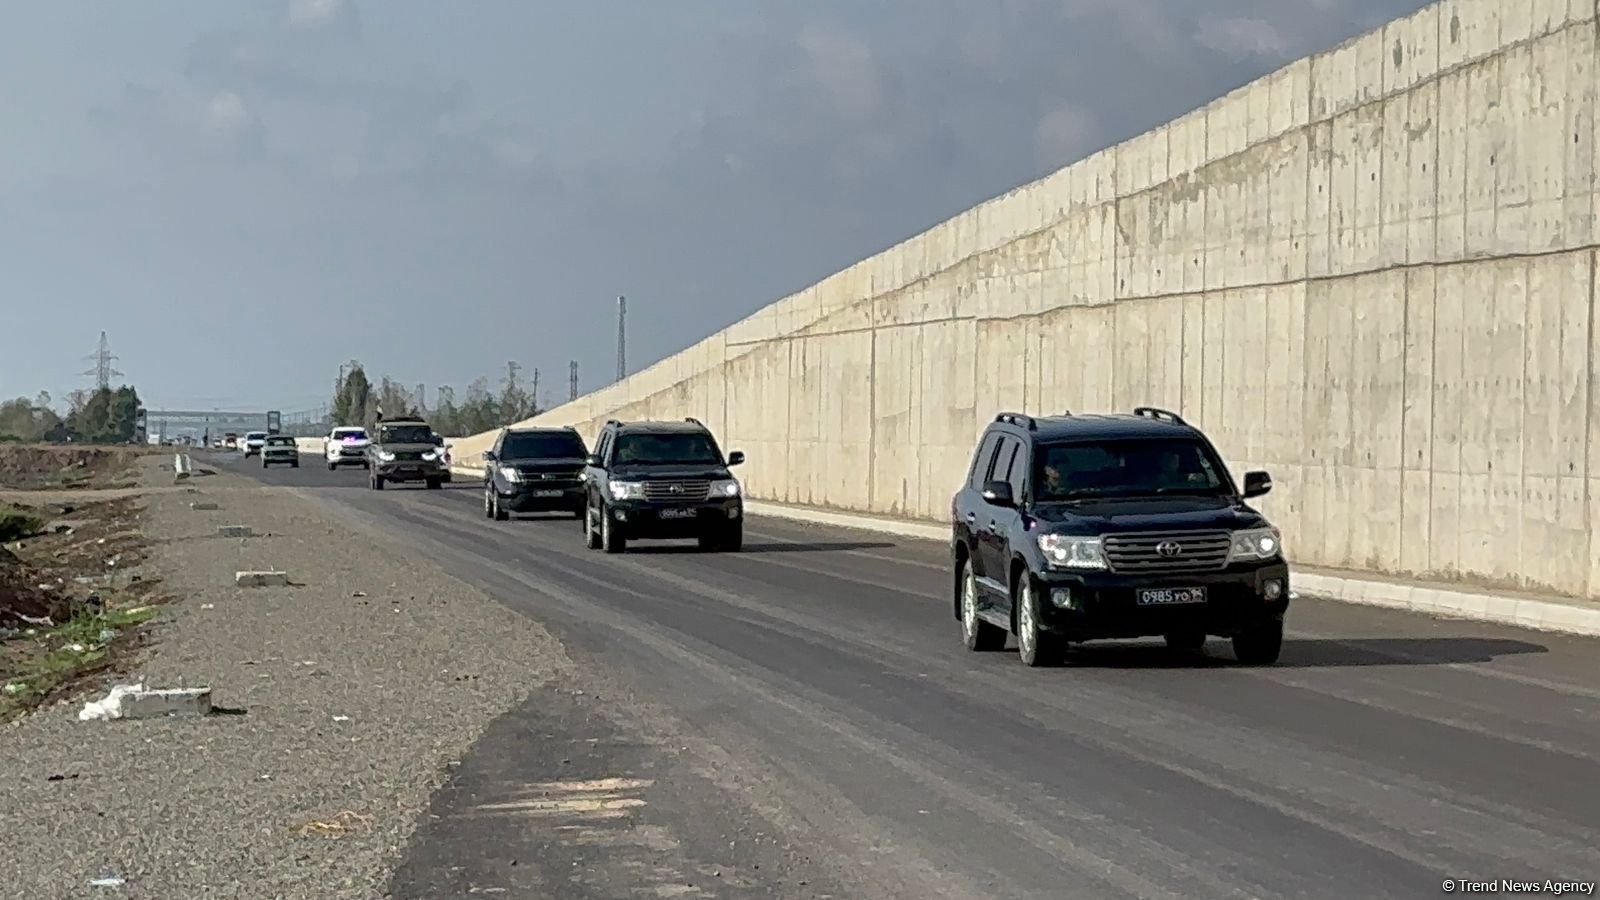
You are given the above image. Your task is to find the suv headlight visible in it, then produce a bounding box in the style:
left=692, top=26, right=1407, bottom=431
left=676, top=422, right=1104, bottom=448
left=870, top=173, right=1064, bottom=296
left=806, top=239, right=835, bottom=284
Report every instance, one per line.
left=711, top=478, right=740, bottom=497
left=1037, top=534, right=1107, bottom=570
left=421, top=450, right=440, bottom=461
left=1227, top=527, right=1282, bottom=562
left=377, top=450, right=396, bottom=462
left=608, top=481, right=645, bottom=500
left=501, top=467, right=522, bottom=482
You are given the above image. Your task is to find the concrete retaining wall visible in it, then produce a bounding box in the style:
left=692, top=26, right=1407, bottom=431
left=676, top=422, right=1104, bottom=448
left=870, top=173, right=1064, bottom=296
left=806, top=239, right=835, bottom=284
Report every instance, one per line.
left=454, top=1, right=1600, bottom=600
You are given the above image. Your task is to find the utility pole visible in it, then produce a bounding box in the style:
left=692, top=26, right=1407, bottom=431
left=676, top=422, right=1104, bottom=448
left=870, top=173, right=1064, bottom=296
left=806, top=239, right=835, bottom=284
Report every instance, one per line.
left=569, top=361, right=579, bottom=402
left=616, top=295, right=627, bottom=382
left=530, top=368, right=540, bottom=416
left=504, top=361, right=521, bottom=395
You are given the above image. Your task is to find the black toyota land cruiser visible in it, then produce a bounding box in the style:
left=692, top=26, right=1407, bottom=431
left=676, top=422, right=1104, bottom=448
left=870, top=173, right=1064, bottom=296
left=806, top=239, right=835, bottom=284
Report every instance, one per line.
left=952, top=407, right=1289, bottom=667
left=482, top=426, right=588, bottom=520
left=581, top=418, right=745, bottom=553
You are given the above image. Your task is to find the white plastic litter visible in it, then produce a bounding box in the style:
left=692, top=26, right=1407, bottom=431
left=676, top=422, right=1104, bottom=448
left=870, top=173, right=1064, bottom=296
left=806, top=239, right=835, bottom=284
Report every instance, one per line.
left=78, top=683, right=144, bottom=721
left=89, top=875, right=125, bottom=887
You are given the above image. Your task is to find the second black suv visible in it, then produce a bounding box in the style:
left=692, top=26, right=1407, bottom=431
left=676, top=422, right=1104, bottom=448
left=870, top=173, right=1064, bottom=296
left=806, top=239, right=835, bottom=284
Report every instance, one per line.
left=952, top=407, right=1289, bottom=667
left=582, top=418, right=745, bottom=553
left=482, top=426, right=589, bottom=520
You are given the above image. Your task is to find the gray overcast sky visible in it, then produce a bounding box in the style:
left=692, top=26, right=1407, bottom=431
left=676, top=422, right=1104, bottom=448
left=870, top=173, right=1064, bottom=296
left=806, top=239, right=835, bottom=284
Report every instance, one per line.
left=1, top=0, right=1425, bottom=413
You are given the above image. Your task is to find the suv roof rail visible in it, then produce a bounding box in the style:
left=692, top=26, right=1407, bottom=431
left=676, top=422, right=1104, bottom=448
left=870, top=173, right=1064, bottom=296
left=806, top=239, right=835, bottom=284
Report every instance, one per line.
left=684, top=416, right=704, bottom=427
left=1132, top=406, right=1186, bottom=425
left=994, top=411, right=1037, bottom=431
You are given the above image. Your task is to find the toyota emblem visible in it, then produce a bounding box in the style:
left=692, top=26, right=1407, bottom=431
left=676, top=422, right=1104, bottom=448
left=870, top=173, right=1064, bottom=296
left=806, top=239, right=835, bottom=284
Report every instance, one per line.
left=669, top=484, right=684, bottom=494
left=1156, top=541, right=1182, bottom=557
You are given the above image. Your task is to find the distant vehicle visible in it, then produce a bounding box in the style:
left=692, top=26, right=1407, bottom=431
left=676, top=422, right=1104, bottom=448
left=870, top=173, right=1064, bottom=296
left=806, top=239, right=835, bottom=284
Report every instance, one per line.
left=482, top=426, right=588, bottom=521
left=324, top=426, right=370, bottom=469
left=951, top=408, right=1289, bottom=667
left=223, top=432, right=239, bottom=449
left=259, top=434, right=299, bottom=468
left=581, top=418, right=744, bottom=553
left=365, top=418, right=448, bottom=490
left=241, top=431, right=267, bottom=457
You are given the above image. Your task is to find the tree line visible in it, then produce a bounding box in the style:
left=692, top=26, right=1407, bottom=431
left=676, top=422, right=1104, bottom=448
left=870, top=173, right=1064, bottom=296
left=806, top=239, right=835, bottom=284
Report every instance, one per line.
left=0, top=386, right=143, bottom=444
left=330, top=362, right=540, bottom=437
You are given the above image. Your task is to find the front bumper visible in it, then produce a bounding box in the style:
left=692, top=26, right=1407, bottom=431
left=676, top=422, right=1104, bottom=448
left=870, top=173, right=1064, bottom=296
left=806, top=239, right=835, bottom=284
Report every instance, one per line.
left=607, top=497, right=742, bottom=538
left=329, top=447, right=367, bottom=463
left=1032, top=562, right=1290, bottom=639
left=498, top=482, right=583, bottom=512
left=261, top=451, right=297, bottom=463
left=374, top=460, right=446, bottom=481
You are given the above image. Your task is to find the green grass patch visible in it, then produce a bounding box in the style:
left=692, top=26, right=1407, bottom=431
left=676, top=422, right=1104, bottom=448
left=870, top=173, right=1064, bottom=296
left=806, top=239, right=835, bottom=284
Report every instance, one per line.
left=0, top=604, right=159, bottom=722
left=0, top=504, right=44, bottom=542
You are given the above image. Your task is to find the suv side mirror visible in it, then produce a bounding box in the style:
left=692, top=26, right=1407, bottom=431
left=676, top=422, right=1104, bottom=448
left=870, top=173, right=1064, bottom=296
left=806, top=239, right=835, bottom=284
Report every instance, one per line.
left=981, top=480, right=1015, bottom=508
left=1242, top=470, right=1272, bottom=498
left=726, top=450, right=745, bottom=466
left=482, top=450, right=497, bottom=462
left=585, top=454, right=602, bottom=467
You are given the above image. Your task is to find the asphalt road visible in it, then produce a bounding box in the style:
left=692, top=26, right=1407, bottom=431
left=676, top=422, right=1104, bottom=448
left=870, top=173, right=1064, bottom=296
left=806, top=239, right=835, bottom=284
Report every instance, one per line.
left=224, top=452, right=1600, bottom=899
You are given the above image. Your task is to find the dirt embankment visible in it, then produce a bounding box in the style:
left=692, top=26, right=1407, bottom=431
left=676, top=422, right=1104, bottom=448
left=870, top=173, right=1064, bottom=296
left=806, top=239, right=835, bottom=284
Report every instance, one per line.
left=0, top=448, right=164, bottom=721
left=0, top=444, right=154, bottom=491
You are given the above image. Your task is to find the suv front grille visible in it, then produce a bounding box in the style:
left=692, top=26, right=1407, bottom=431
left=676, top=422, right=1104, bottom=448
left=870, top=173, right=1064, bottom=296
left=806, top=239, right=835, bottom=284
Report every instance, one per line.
left=392, top=451, right=426, bottom=461
left=1102, top=530, right=1231, bottom=574
left=643, top=480, right=711, bottom=502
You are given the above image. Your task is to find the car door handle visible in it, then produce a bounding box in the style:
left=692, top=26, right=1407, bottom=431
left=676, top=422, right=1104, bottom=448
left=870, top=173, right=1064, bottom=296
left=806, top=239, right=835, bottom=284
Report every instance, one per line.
left=986, top=520, right=999, bottom=532
left=964, top=512, right=976, bottom=524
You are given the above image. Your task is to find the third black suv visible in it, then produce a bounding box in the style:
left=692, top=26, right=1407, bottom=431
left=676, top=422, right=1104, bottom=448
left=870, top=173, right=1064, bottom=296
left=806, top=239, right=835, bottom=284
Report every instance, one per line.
left=582, top=418, right=745, bottom=553
left=952, top=407, right=1289, bottom=667
left=482, top=426, right=589, bottom=520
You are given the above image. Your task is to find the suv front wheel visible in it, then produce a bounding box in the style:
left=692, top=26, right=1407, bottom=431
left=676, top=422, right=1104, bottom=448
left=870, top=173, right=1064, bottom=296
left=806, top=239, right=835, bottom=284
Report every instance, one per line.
left=697, top=522, right=742, bottom=552
left=1232, top=620, right=1283, bottom=665
left=600, top=506, right=627, bottom=553
left=1014, top=578, right=1062, bottom=667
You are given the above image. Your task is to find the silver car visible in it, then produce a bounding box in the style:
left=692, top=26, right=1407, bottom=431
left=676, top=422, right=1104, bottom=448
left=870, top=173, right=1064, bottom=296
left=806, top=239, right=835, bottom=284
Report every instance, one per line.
left=260, top=434, right=300, bottom=468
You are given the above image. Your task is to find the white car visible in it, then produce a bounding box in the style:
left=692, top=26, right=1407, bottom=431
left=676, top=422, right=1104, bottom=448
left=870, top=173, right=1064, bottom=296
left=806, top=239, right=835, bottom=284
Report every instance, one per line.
left=241, top=431, right=267, bottom=457
left=325, top=426, right=370, bottom=469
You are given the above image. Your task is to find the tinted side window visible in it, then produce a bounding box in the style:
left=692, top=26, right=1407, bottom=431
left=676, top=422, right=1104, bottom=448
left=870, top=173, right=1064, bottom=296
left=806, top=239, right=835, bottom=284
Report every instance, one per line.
left=593, top=431, right=611, bottom=465
left=1001, top=437, right=1027, bottom=498
left=967, top=432, right=1003, bottom=489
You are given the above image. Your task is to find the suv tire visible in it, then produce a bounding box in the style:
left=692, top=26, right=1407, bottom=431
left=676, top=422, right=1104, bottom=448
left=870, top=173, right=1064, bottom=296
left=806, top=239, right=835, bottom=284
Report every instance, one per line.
left=1232, top=621, right=1283, bottom=665
left=959, top=559, right=1006, bottom=652
left=426, top=477, right=443, bottom=490
left=483, top=484, right=495, bottom=519
left=328, top=460, right=337, bottom=471
left=370, top=473, right=384, bottom=491
left=1014, top=578, right=1062, bottom=667
left=1164, top=631, right=1206, bottom=653
left=584, top=504, right=602, bottom=550
left=600, top=507, right=626, bottom=553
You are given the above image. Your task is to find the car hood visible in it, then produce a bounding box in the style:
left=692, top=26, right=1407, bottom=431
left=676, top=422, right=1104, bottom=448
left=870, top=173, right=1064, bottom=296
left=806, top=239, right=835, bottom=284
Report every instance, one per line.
left=1030, top=495, right=1268, bottom=533
left=608, top=463, right=731, bottom=481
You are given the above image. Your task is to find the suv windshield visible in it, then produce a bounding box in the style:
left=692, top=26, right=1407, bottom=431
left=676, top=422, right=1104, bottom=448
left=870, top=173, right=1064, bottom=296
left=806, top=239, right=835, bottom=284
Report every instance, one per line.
left=613, top=432, right=721, bottom=466
left=334, top=429, right=366, bottom=440
left=1033, top=438, right=1229, bottom=502
left=502, top=431, right=586, bottom=459
left=378, top=423, right=433, bottom=444
left=245, top=433, right=266, bottom=440
left=266, top=436, right=294, bottom=446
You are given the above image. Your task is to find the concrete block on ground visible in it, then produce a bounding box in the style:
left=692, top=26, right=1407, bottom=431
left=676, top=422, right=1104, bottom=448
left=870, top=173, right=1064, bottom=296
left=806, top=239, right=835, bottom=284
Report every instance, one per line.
left=217, top=525, right=254, bottom=538
left=78, top=684, right=213, bottom=720
left=236, top=570, right=289, bottom=587
left=189, top=502, right=220, bottom=511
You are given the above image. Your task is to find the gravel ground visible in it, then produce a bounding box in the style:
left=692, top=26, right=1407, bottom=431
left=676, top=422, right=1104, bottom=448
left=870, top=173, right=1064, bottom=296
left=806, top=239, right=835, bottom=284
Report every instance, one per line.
left=0, top=456, right=572, bottom=898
